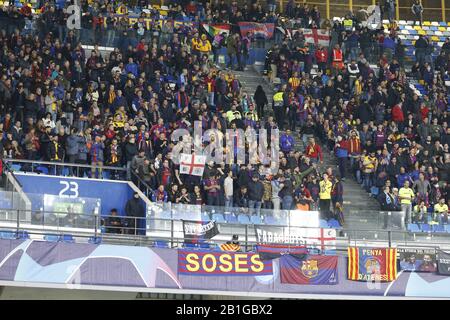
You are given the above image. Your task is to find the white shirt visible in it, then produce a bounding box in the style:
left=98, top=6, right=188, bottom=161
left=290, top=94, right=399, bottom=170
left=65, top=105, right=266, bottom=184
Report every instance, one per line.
left=224, top=176, right=234, bottom=197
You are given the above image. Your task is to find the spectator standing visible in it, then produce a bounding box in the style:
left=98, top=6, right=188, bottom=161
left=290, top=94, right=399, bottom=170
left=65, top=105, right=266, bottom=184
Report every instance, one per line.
left=125, top=192, right=145, bottom=235
left=398, top=180, right=415, bottom=228
left=411, top=0, right=424, bottom=28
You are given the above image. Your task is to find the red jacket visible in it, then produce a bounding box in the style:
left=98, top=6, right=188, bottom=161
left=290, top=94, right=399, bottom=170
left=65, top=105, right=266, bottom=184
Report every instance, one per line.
left=315, top=49, right=328, bottom=64
left=306, top=143, right=323, bottom=161
left=392, top=104, right=404, bottom=122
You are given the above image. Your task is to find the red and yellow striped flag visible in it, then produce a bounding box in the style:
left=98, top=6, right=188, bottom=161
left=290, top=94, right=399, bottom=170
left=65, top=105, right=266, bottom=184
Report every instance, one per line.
left=348, top=247, right=397, bottom=282
left=220, top=243, right=241, bottom=252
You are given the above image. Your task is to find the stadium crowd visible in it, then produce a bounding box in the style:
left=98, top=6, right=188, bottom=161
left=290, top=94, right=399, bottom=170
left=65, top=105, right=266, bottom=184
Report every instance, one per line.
left=0, top=0, right=448, bottom=228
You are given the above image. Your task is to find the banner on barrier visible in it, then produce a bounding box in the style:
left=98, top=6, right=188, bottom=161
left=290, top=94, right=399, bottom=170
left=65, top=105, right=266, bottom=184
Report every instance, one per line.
left=182, top=220, right=219, bottom=244
left=398, top=248, right=437, bottom=272
left=437, top=250, right=450, bottom=275
left=254, top=225, right=336, bottom=250
left=348, top=247, right=397, bottom=282
left=178, top=250, right=273, bottom=276
left=280, top=255, right=338, bottom=285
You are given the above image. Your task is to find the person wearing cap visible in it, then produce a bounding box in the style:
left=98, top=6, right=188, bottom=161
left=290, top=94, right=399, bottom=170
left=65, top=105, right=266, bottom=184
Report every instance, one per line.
left=196, top=34, right=212, bottom=58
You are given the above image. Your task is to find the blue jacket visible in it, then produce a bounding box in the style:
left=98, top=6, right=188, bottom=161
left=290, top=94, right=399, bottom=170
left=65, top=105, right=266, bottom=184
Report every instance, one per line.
left=280, top=134, right=294, bottom=152
left=383, top=37, right=396, bottom=51
left=125, top=63, right=139, bottom=77
left=397, top=173, right=412, bottom=188
left=335, top=146, right=348, bottom=158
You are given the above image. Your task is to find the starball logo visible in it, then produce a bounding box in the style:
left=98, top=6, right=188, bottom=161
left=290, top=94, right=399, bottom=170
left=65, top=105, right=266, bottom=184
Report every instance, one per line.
left=171, top=121, right=280, bottom=174
left=66, top=1, right=81, bottom=30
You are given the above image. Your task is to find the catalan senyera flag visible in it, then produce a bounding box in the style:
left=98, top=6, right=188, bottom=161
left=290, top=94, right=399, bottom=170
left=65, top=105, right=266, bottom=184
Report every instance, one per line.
left=220, top=243, right=241, bottom=252
left=348, top=247, right=397, bottom=282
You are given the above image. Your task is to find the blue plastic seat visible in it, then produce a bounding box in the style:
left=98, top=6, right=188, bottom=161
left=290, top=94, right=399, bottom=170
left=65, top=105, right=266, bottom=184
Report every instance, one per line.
left=212, top=213, right=226, bottom=223
left=250, top=215, right=262, bottom=224
left=61, top=167, right=69, bottom=176
left=420, top=223, right=431, bottom=232
left=432, top=225, right=445, bottom=233
left=407, top=223, right=420, bottom=232
left=88, top=236, right=102, bottom=244
left=238, top=214, right=251, bottom=224
left=36, top=166, right=49, bottom=175
left=44, top=234, right=60, bottom=242
left=200, top=213, right=211, bottom=221
left=184, top=243, right=197, bottom=248
left=10, top=164, right=22, bottom=172
left=264, top=216, right=277, bottom=225
left=0, top=231, right=16, bottom=239
left=15, top=231, right=29, bottom=239
left=61, top=234, right=75, bottom=243
left=198, top=242, right=210, bottom=249
left=102, top=170, right=111, bottom=180
left=328, top=219, right=341, bottom=229
left=154, top=240, right=169, bottom=248
left=319, top=219, right=329, bottom=228
left=225, top=214, right=238, bottom=223
left=440, top=22, right=447, bottom=26
left=445, top=225, right=450, bottom=233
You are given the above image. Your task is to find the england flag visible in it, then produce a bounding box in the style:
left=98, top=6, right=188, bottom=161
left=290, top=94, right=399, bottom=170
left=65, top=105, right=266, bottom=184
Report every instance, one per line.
left=179, top=153, right=206, bottom=177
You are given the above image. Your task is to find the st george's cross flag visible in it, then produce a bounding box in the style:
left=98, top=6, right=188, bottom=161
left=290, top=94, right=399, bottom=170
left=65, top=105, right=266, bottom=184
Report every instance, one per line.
left=179, top=153, right=206, bottom=176
left=299, top=28, right=330, bottom=46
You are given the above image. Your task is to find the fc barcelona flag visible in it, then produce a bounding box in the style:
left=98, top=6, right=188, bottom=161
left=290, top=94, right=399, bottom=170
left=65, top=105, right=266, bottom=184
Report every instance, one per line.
left=347, top=247, right=397, bottom=282
left=280, top=255, right=338, bottom=285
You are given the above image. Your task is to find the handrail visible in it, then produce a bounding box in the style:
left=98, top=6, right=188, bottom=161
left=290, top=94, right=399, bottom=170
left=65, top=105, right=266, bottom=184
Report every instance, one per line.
left=3, top=158, right=127, bottom=171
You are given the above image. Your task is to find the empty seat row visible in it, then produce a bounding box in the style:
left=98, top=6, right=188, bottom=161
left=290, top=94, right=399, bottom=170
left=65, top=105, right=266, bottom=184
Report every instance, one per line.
left=407, top=223, right=450, bottom=233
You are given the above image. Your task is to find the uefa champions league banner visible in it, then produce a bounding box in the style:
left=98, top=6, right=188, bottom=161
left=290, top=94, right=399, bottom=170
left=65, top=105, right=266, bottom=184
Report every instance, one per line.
left=1, top=239, right=450, bottom=298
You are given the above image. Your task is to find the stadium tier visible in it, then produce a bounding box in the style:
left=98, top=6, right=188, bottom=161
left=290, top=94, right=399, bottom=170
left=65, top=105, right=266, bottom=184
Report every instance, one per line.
left=0, top=0, right=449, bottom=300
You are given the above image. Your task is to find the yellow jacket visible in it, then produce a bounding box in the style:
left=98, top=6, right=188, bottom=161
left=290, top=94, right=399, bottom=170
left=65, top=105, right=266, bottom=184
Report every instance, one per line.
left=319, top=180, right=332, bottom=200
left=196, top=40, right=212, bottom=53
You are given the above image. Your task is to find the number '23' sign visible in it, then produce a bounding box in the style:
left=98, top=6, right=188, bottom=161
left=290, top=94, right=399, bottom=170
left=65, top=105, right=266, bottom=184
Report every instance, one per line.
left=59, top=181, right=79, bottom=198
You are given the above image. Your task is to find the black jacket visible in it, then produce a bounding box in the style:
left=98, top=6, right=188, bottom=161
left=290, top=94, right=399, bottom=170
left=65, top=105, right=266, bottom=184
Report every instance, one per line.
left=248, top=180, right=264, bottom=201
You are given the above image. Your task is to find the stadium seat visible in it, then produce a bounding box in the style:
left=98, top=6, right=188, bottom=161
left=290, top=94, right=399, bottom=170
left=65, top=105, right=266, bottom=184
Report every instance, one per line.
left=445, top=225, right=450, bottom=233
left=61, top=234, right=75, bottom=243
left=61, top=167, right=69, bottom=176
left=198, top=242, right=210, bottom=249
left=224, top=214, right=238, bottom=223
left=15, top=231, right=29, bottom=239
left=0, top=231, right=16, bottom=239
left=238, top=214, right=251, bottom=224
left=328, top=219, right=342, bottom=229
left=36, top=166, right=49, bottom=174
left=319, top=219, right=329, bottom=228
left=264, top=216, right=278, bottom=225
left=44, top=234, right=60, bottom=242
left=88, top=236, right=102, bottom=244
left=102, top=170, right=111, bottom=180
left=250, top=215, right=262, bottom=224
left=413, top=25, right=422, bottom=31
left=439, top=27, right=447, bottom=32
left=212, top=213, right=226, bottom=223
left=432, top=225, right=445, bottom=233
left=420, top=223, right=431, bottom=232
left=200, top=213, right=211, bottom=221
left=423, top=21, right=431, bottom=26
left=10, top=164, right=22, bottom=172
left=184, top=243, right=197, bottom=248
left=430, top=26, right=438, bottom=31
left=407, top=223, right=420, bottom=232
left=154, top=240, right=169, bottom=248
left=418, top=30, right=426, bottom=36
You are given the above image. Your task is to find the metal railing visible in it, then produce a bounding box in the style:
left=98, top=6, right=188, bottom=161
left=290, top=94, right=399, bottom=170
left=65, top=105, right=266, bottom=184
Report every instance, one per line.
left=1, top=207, right=450, bottom=251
